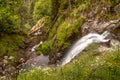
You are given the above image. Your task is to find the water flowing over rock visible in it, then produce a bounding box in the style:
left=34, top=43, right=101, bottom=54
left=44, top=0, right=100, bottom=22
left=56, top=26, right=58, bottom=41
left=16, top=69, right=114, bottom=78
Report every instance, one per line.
left=61, top=31, right=111, bottom=66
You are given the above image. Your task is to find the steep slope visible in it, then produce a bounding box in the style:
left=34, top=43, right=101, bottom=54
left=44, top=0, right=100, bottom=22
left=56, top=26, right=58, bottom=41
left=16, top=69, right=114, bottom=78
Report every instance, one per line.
left=16, top=0, right=120, bottom=80
left=29, top=0, right=120, bottom=64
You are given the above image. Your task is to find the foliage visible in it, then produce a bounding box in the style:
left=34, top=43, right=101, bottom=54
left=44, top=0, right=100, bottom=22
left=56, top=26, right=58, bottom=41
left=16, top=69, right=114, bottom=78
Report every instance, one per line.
left=0, top=34, right=25, bottom=61
left=17, top=45, right=120, bottom=80
left=56, top=16, right=83, bottom=50
left=36, top=40, right=54, bottom=55
left=48, top=15, right=64, bottom=39
left=33, top=0, right=51, bottom=21
left=27, top=0, right=37, bottom=26
left=0, top=0, right=120, bottom=79
left=36, top=1, right=85, bottom=55
left=0, top=0, right=22, bottom=33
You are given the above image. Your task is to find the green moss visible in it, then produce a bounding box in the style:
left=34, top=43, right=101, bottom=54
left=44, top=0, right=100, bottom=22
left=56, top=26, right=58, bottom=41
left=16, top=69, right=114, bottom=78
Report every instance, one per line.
left=54, top=1, right=88, bottom=51
left=48, top=15, right=64, bottom=39
left=56, top=16, right=83, bottom=50
left=0, top=34, right=25, bottom=60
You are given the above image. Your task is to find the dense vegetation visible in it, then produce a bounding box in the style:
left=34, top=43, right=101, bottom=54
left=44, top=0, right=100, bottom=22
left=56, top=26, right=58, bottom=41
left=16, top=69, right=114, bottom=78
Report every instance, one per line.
left=17, top=45, right=120, bottom=80
left=0, top=0, right=21, bottom=33
left=0, top=0, right=120, bottom=80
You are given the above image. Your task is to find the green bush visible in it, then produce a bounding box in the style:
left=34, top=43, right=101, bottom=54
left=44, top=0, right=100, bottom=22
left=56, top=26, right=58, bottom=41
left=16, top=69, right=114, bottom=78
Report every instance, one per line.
left=36, top=40, right=54, bottom=55
left=33, top=0, right=51, bottom=21
left=0, top=0, right=21, bottom=33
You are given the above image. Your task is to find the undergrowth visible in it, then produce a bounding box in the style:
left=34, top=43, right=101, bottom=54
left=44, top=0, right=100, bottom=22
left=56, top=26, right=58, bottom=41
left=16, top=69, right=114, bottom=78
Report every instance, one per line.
left=0, top=34, right=25, bottom=61
left=17, top=44, right=120, bottom=80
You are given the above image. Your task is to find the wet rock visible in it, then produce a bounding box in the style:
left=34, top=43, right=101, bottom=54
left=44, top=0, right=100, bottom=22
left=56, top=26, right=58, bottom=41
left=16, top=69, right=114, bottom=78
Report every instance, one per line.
left=21, top=54, right=49, bottom=70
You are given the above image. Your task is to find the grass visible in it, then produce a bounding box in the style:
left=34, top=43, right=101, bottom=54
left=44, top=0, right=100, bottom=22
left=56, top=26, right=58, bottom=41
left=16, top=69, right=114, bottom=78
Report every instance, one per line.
left=17, top=44, right=120, bottom=80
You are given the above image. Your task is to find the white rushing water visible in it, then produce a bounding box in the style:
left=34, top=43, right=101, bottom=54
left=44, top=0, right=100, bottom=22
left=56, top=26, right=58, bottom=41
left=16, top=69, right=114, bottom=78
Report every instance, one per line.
left=61, top=31, right=110, bottom=66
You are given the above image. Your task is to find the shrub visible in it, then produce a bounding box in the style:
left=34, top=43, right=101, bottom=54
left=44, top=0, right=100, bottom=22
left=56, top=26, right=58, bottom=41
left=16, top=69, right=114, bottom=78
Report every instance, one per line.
left=33, top=0, right=51, bottom=21
left=0, top=0, right=21, bottom=33
left=36, top=40, right=54, bottom=55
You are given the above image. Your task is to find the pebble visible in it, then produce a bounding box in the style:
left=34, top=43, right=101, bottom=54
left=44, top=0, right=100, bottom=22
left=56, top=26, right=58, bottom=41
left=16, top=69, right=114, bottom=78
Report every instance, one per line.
left=3, top=59, right=8, bottom=64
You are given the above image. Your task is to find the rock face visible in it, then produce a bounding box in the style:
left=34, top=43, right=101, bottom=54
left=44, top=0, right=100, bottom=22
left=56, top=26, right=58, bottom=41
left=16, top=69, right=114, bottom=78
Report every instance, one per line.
left=82, top=19, right=120, bottom=36
left=80, top=1, right=120, bottom=36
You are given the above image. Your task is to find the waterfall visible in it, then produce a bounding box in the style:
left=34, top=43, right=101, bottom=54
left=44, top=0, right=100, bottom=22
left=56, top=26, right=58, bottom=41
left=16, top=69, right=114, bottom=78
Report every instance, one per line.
left=61, top=31, right=110, bottom=66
